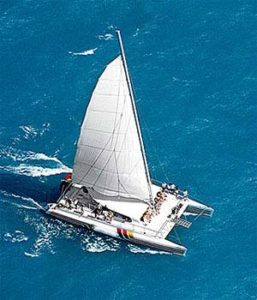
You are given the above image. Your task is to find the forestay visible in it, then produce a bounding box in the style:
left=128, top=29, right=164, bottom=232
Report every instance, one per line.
left=73, top=55, right=151, bottom=202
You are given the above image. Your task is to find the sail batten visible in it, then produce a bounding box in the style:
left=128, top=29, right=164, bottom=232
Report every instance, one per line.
left=72, top=55, right=151, bottom=202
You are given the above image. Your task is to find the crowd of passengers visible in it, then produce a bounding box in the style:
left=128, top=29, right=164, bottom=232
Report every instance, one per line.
left=57, top=198, right=114, bottom=223
left=140, top=182, right=189, bottom=224
left=161, top=182, right=188, bottom=199
left=141, top=190, right=167, bottom=223
left=93, top=205, right=114, bottom=223
left=58, top=198, right=83, bottom=212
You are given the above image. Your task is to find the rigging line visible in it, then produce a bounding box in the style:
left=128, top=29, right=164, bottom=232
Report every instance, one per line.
left=192, top=206, right=208, bottom=223
left=138, top=103, right=169, bottom=183
left=140, top=99, right=204, bottom=195
left=120, top=157, right=142, bottom=184
left=111, top=66, right=151, bottom=194
left=96, top=57, right=124, bottom=193
left=114, top=150, right=120, bottom=197
left=77, top=122, right=120, bottom=186
left=56, top=181, right=73, bottom=204
left=101, top=55, right=151, bottom=200
left=111, top=69, right=150, bottom=198
left=113, top=153, right=133, bottom=198
left=113, top=62, right=153, bottom=174
left=75, top=57, right=122, bottom=186
left=135, top=92, right=203, bottom=196
left=76, top=67, right=127, bottom=186
left=118, top=180, right=131, bottom=197
left=90, top=57, right=148, bottom=200
left=173, top=228, right=182, bottom=244
left=124, top=51, right=169, bottom=183
left=128, top=69, right=203, bottom=192
left=91, top=58, right=129, bottom=190
left=77, top=135, right=112, bottom=185
left=106, top=72, right=156, bottom=199
left=108, top=59, right=142, bottom=164
left=90, top=182, right=136, bottom=199
left=106, top=106, right=127, bottom=197
left=112, top=91, right=137, bottom=163
left=90, top=136, right=120, bottom=190
left=117, top=31, right=153, bottom=202
left=82, top=98, right=128, bottom=191
left=73, top=160, right=134, bottom=174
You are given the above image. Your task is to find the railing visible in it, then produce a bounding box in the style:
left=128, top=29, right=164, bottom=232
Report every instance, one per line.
left=175, top=218, right=192, bottom=228
left=155, top=197, right=189, bottom=238
left=58, top=200, right=159, bottom=237
left=156, top=219, right=172, bottom=238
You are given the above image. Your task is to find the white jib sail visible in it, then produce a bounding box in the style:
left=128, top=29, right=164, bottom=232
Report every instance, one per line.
left=72, top=55, right=151, bottom=202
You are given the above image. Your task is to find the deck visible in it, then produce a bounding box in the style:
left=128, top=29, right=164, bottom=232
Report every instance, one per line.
left=147, top=184, right=189, bottom=238
left=51, top=183, right=190, bottom=239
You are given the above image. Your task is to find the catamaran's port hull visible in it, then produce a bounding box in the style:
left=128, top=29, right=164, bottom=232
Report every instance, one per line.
left=47, top=206, right=187, bottom=256
left=186, top=199, right=214, bottom=217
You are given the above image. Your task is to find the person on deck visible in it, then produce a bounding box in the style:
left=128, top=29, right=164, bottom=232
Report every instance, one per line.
left=183, top=190, right=188, bottom=199
left=161, top=182, right=167, bottom=192
left=65, top=173, right=72, bottom=181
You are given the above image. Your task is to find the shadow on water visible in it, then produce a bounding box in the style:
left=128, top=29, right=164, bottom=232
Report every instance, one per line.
left=0, top=173, right=61, bottom=205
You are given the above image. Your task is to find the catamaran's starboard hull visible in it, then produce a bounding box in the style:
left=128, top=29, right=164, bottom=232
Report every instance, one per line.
left=48, top=205, right=187, bottom=256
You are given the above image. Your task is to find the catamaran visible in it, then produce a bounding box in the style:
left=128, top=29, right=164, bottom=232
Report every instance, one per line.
left=47, top=31, right=213, bottom=256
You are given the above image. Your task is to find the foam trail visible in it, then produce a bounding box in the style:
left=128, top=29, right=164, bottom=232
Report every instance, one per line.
left=98, top=33, right=113, bottom=40
left=3, top=230, right=28, bottom=243
left=81, top=234, right=120, bottom=253
left=128, top=244, right=172, bottom=255
left=0, top=198, right=38, bottom=211
left=0, top=190, right=45, bottom=211
left=19, top=125, right=37, bottom=139
left=69, top=48, right=97, bottom=56
left=0, top=147, right=72, bottom=178
left=1, top=164, right=72, bottom=177
left=24, top=252, right=39, bottom=258
left=133, top=28, right=140, bottom=37
left=16, top=124, right=50, bottom=141
left=0, top=147, right=66, bottom=164
left=29, top=153, right=61, bottom=163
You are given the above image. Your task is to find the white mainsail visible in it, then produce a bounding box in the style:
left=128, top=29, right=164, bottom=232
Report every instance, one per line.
left=73, top=55, right=151, bottom=202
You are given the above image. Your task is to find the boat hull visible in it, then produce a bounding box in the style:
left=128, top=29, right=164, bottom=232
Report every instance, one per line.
left=48, top=205, right=187, bottom=256
left=186, top=199, right=214, bottom=217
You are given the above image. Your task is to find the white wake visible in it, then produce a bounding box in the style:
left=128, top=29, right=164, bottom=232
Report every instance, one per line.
left=69, top=48, right=97, bottom=56
left=128, top=244, right=172, bottom=255
left=98, top=33, right=113, bottom=40
left=1, top=164, right=72, bottom=177
left=0, top=147, right=72, bottom=177
left=0, top=190, right=45, bottom=211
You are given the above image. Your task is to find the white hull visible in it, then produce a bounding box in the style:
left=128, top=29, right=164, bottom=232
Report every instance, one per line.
left=48, top=204, right=187, bottom=256
left=186, top=199, right=214, bottom=217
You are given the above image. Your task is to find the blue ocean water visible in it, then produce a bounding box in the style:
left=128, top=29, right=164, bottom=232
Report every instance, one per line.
left=0, top=1, right=256, bottom=299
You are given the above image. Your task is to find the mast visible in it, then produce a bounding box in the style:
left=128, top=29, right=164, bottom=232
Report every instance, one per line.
left=116, top=30, right=153, bottom=203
